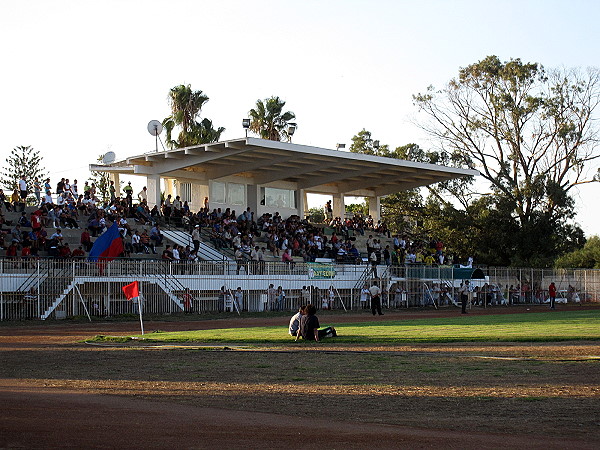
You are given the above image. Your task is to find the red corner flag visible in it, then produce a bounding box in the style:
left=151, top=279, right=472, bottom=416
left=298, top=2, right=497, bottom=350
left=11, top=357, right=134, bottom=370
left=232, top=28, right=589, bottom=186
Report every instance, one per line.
left=122, top=281, right=140, bottom=301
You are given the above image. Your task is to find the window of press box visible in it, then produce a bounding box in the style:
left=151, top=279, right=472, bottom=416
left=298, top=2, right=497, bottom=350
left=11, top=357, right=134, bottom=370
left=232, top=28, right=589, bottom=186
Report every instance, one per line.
left=260, top=187, right=296, bottom=208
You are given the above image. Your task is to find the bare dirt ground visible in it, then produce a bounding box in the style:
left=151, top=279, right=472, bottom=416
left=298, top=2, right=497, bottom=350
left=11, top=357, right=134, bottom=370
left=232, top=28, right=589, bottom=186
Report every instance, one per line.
left=1, top=305, right=599, bottom=449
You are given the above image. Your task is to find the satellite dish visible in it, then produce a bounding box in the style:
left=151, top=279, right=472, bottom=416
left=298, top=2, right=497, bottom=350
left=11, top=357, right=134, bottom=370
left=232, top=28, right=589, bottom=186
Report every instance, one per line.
left=147, top=120, right=163, bottom=136
left=102, top=151, right=116, bottom=164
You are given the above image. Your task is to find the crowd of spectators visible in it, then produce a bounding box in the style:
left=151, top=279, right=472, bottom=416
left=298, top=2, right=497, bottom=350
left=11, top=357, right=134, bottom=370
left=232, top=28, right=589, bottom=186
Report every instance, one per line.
left=0, top=177, right=167, bottom=261
left=2, top=176, right=465, bottom=269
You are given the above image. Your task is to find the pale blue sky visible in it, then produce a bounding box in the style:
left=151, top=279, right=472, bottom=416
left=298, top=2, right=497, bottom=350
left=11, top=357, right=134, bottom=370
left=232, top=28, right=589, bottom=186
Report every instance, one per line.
left=1, top=0, right=598, bottom=234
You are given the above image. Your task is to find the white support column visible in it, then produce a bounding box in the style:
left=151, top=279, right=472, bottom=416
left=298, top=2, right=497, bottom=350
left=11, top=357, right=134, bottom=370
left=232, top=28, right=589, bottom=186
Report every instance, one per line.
left=109, top=173, right=121, bottom=198
left=368, top=196, right=380, bottom=222
left=164, top=178, right=175, bottom=197
left=146, top=174, right=161, bottom=209
left=297, top=189, right=306, bottom=219
left=333, top=193, right=345, bottom=219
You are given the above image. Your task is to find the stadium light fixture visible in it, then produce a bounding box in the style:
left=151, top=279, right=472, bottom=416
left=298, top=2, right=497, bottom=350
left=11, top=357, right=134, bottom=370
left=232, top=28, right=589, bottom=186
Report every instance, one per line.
left=287, top=123, right=297, bottom=141
left=242, top=118, right=250, bottom=137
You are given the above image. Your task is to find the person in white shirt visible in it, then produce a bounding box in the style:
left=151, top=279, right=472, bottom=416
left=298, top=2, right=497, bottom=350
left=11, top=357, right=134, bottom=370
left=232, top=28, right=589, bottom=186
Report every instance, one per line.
left=56, top=193, right=66, bottom=207
left=18, top=176, right=27, bottom=211
left=43, top=192, right=53, bottom=206
left=131, top=231, right=141, bottom=253
left=233, top=287, right=244, bottom=312
left=360, top=284, right=370, bottom=309
left=138, top=186, right=148, bottom=203
left=71, top=180, right=78, bottom=197
left=288, top=305, right=305, bottom=336
left=369, top=282, right=383, bottom=316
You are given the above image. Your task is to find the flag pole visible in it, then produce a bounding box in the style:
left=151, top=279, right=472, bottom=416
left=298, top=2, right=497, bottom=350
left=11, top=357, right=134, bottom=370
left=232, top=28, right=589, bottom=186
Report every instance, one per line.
left=137, top=292, right=145, bottom=335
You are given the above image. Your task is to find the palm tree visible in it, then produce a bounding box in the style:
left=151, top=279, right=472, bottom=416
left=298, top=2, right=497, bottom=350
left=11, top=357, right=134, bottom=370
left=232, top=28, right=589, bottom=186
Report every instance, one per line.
left=248, top=96, right=296, bottom=141
left=162, top=84, right=224, bottom=148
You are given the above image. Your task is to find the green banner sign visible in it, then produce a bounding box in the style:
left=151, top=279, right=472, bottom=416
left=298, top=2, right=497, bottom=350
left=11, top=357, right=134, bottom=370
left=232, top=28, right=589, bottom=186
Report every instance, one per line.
left=307, top=263, right=336, bottom=279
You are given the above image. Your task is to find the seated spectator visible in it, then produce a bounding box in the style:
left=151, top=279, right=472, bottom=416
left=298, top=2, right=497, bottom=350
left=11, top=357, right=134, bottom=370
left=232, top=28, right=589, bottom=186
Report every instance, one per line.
left=0, top=189, right=12, bottom=211
left=21, top=242, right=32, bottom=261
left=282, top=249, right=295, bottom=269
left=6, top=240, right=19, bottom=258
left=59, top=243, right=72, bottom=259
left=17, top=212, right=31, bottom=228
left=131, top=230, right=142, bottom=254
left=80, top=228, right=93, bottom=252
left=295, top=304, right=336, bottom=341
left=87, top=216, right=102, bottom=237
left=50, top=228, right=64, bottom=243
left=161, top=244, right=173, bottom=260
left=140, top=229, right=156, bottom=254
left=30, top=211, right=43, bottom=232
left=289, top=306, right=305, bottom=336
left=150, top=224, right=163, bottom=246
left=11, top=189, right=20, bottom=211
left=72, top=245, right=85, bottom=258
left=11, top=224, right=22, bottom=243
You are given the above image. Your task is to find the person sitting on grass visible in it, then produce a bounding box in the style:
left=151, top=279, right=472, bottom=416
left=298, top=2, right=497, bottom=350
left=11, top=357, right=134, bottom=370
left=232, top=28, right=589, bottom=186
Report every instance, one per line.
left=295, top=304, right=336, bottom=342
left=288, top=305, right=306, bottom=336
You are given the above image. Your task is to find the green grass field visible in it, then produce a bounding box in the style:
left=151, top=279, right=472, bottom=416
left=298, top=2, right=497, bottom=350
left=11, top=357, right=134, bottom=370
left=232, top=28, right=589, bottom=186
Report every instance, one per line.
left=94, top=310, right=600, bottom=344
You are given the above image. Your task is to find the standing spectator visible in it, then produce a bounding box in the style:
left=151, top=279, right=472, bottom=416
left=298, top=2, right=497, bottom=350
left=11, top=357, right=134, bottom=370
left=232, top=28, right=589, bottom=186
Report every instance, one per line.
left=369, top=281, right=383, bottom=316
left=182, top=288, right=193, bottom=313
left=138, top=186, right=148, bottom=203
left=18, top=175, right=27, bottom=211
left=324, top=200, right=333, bottom=221
left=459, top=281, right=469, bottom=314
left=235, top=248, right=246, bottom=274
left=163, top=194, right=172, bottom=218
left=266, top=283, right=276, bottom=312
left=383, top=245, right=391, bottom=266
left=234, top=287, right=244, bottom=312
left=109, top=180, right=116, bottom=202
left=191, top=225, right=201, bottom=253
left=301, top=286, right=311, bottom=305
left=71, top=180, right=79, bottom=197
left=123, top=182, right=133, bottom=208
left=548, top=281, right=557, bottom=310
left=369, top=250, right=378, bottom=278
left=276, top=286, right=286, bottom=311
left=33, top=177, right=41, bottom=204
left=56, top=178, right=65, bottom=197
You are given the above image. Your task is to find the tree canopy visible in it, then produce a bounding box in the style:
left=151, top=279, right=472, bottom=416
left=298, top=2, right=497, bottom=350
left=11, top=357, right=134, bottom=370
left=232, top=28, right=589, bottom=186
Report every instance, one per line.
left=162, top=84, right=225, bottom=149
left=555, top=236, right=600, bottom=269
left=0, top=145, right=46, bottom=199
left=88, top=154, right=111, bottom=202
left=404, top=56, right=600, bottom=267
left=248, top=96, right=296, bottom=141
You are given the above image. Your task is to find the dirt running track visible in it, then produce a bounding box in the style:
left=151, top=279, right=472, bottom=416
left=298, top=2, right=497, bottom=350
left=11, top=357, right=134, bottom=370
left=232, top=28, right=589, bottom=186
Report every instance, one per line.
left=1, top=306, right=599, bottom=449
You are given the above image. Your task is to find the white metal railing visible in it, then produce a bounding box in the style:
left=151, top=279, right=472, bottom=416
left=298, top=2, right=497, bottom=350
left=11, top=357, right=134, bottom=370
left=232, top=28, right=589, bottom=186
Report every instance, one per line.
left=0, top=259, right=598, bottom=321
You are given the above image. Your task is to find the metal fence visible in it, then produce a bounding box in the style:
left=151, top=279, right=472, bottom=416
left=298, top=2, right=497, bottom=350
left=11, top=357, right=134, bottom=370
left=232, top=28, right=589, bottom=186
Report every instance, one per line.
left=0, top=258, right=598, bottom=321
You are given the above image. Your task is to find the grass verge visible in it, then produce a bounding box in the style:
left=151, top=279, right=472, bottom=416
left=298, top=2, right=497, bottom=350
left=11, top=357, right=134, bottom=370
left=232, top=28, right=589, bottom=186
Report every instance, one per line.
left=89, top=310, right=600, bottom=344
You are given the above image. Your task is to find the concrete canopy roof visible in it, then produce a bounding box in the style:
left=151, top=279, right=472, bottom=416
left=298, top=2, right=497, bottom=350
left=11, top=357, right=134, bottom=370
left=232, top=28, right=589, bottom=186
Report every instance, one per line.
left=91, top=137, right=478, bottom=196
